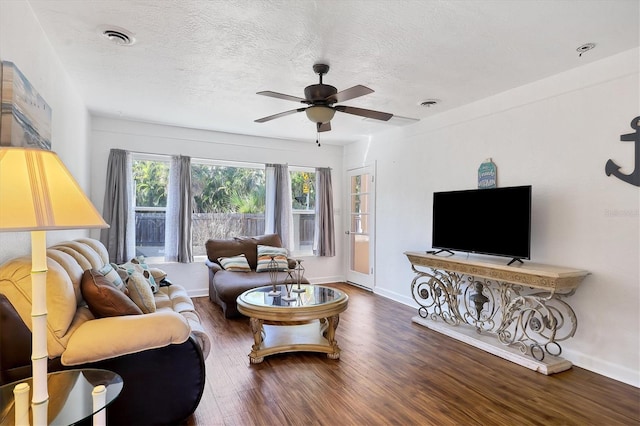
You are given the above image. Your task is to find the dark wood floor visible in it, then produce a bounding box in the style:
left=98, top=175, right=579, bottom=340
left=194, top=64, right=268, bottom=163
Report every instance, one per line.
left=187, top=283, right=639, bottom=425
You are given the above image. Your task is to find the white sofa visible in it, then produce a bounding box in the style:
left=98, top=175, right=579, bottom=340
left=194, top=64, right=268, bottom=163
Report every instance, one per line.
left=0, top=238, right=210, bottom=425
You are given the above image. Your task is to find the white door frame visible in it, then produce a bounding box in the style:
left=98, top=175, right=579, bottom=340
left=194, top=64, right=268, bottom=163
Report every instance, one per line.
left=345, top=164, right=375, bottom=290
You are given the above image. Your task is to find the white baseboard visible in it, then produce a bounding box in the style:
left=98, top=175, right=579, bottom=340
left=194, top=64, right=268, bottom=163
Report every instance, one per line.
left=563, top=348, right=640, bottom=388
left=411, top=316, right=573, bottom=375
left=309, top=275, right=345, bottom=284
left=187, top=288, right=209, bottom=298
left=374, top=287, right=416, bottom=308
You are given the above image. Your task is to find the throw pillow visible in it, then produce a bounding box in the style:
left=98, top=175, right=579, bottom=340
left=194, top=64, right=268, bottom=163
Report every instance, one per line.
left=81, top=269, right=143, bottom=318
left=98, top=263, right=127, bottom=293
left=149, top=267, right=167, bottom=282
left=125, top=271, right=157, bottom=314
left=218, top=254, right=251, bottom=272
left=118, top=257, right=158, bottom=293
left=256, top=245, right=289, bottom=272
left=112, top=263, right=129, bottom=282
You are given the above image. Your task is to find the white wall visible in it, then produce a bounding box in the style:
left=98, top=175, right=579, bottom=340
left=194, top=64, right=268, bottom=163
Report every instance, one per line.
left=2, top=0, right=637, bottom=387
left=345, top=48, right=640, bottom=387
left=0, top=0, right=92, bottom=264
left=89, top=117, right=345, bottom=296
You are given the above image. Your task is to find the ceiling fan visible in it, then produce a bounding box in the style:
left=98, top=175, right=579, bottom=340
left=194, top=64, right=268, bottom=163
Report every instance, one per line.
left=254, top=63, right=394, bottom=143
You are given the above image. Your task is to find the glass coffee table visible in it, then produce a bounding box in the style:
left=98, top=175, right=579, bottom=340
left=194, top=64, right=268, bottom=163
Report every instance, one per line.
left=236, top=285, right=349, bottom=364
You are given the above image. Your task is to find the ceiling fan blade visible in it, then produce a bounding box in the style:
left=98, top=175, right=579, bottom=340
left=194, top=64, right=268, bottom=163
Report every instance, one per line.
left=317, top=122, right=331, bottom=132
left=257, top=91, right=308, bottom=103
left=326, top=85, right=374, bottom=103
left=255, top=108, right=306, bottom=123
left=335, top=105, right=393, bottom=121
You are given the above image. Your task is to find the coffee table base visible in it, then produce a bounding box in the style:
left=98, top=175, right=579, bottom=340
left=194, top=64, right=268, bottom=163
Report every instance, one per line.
left=249, top=316, right=341, bottom=364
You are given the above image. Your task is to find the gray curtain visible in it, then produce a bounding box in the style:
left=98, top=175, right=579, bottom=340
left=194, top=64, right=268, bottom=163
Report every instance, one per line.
left=313, top=167, right=335, bottom=256
left=165, top=155, right=193, bottom=262
left=265, top=163, right=293, bottom=251
left=100, top=149, right=135, bottom=263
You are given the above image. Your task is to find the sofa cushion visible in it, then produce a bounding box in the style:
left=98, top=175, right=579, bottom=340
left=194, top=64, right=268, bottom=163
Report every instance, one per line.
left=256, top=245, right=289, bottom=272
left=218, top=254, right=251, bottom=272
left=61, top=311, right=191, bottom=365
left=50, top=241, right=104, bottom=270
left=46, top=249, right=86, bottom=307
left=75, top=238, right=110, bottom=265
left=154, top=285, right=211, bottom=359
left=0, top=256, right=79, bottom=357
left=81, top=269, right=142, bottom=318
left=206, top=238, right=256, bottom=268
left=214, top=270, right=291, bottom=301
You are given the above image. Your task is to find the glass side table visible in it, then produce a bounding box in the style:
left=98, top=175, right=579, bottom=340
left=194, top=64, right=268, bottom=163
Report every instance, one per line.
left=0, top=368, right=123, bottom=425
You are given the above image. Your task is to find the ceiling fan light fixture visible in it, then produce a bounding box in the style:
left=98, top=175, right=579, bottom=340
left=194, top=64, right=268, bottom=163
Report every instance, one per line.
left=305, top=106, right=335, bottom=123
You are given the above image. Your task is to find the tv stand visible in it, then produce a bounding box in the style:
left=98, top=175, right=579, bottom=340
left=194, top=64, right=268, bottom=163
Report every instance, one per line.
left=507, top=257, right=523, bottom=266
left=404, top=252, right=589, bottom=374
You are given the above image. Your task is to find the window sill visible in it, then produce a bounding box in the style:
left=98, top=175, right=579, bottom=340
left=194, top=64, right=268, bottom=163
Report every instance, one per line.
left=289, top=251, right=314, bottom=259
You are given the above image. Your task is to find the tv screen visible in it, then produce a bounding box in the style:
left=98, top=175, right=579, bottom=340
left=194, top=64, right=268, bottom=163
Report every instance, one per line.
left=432, top=185, right=532, bottom=261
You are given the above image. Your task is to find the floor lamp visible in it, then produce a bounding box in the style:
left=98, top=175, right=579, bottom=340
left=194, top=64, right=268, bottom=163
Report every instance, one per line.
left=0, top=147, right=108, bottom=425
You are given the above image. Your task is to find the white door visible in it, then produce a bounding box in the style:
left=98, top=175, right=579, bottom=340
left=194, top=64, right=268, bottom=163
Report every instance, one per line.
left=346, top=166, right=375, bottom=290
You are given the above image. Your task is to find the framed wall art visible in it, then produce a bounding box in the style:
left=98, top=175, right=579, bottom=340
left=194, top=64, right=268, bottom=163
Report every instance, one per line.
left=0, top=60, right=52, bottom=150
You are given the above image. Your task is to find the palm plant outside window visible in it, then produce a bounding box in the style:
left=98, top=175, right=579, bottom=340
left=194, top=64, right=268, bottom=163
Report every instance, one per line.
left=191, top=163, right=266, bottom=256
left=133, top=159, right=169, bottom=258
left=290, top=169, right=316, bottom=253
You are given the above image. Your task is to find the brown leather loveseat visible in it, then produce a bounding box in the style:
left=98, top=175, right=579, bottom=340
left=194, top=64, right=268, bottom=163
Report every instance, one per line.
left=205, top=234, right=310, bottom=318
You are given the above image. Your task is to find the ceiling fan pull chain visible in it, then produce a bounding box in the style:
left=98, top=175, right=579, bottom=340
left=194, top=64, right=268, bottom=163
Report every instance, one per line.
left=316, top=124, right=321, bottom=147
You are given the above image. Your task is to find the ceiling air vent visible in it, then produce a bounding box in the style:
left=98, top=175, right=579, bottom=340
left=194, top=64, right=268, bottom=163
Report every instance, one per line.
left=100, top=26, right=136, bottom=46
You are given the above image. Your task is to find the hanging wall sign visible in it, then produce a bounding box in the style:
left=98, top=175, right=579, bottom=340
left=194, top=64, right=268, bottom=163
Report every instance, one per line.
left=605, top=116, right=639, bottom=187
left=478, top=158, right=497, bottom=189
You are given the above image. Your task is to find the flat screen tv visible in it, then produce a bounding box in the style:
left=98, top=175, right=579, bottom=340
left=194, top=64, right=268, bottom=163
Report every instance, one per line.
left=431, top=185, right=532, bottom=264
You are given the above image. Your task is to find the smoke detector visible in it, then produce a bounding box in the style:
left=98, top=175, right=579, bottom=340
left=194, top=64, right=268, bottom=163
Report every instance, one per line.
left=576, top=43, right=596, bottom=57
left=99, top=26, right=136, bottom=46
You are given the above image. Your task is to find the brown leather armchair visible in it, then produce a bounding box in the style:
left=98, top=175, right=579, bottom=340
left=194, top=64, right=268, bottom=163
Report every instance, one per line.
left=205, top=234, right=310, bottom=318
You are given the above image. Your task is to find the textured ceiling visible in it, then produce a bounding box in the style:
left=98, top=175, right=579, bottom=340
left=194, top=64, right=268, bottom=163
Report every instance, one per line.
left=27, top=0, right=640, bottom=145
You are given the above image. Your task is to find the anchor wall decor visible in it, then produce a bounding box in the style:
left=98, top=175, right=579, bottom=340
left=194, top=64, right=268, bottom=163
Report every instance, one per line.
left=605, top=116, right=640, bottom=187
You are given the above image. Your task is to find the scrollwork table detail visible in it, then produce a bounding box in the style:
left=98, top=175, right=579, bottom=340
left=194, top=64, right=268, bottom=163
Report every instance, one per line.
left=404, top=252, right=589, bottom=374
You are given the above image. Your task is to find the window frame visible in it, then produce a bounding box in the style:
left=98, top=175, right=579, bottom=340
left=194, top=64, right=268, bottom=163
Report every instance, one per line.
left=131, top=154, right=171, bottom=263
left=289, top=166, right=316, bottom=257
left=131, top=154, right=317, bottom=262
left=190, top=158, right=266, bottom=261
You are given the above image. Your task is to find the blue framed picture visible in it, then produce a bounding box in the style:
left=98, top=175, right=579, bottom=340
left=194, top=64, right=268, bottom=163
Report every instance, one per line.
left=0, top=61, right=52, bottom=150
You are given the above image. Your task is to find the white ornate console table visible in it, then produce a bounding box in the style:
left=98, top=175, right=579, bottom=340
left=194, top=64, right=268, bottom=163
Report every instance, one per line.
left=404, top=251, right=589, bottom=374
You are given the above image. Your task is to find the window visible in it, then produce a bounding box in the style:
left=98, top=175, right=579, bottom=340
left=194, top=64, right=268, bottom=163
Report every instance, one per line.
left=132, top=155, right=316, bottom=260
left=191, top=161, right=265, bottom=257
left=290, top=168, right=316, bottom=255
left=132, top=157, right=169, bottom=259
